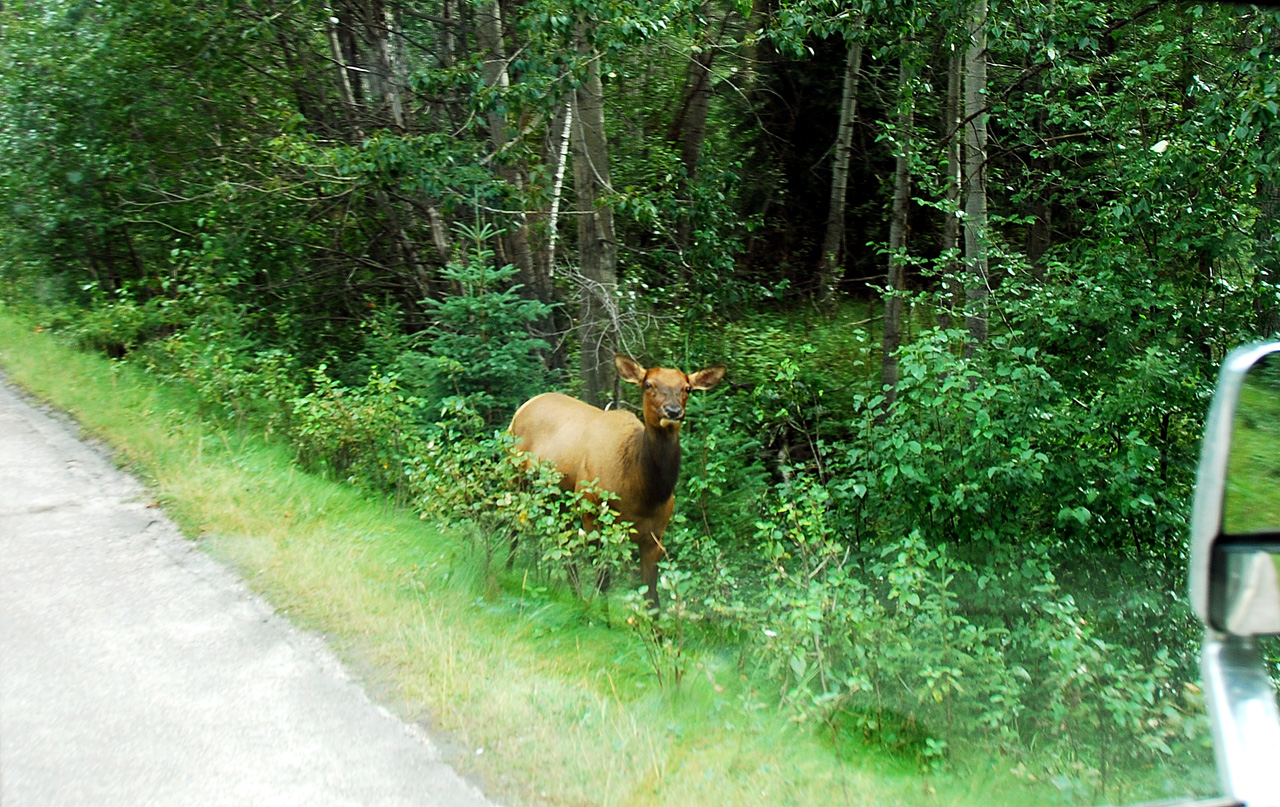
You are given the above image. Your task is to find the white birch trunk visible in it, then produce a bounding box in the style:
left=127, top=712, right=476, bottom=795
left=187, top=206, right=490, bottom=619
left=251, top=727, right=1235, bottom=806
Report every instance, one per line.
left=547, top=100, right=574, bottom=273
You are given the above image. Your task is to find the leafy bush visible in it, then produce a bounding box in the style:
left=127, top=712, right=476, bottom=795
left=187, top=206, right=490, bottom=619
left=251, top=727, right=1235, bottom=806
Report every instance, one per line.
left=142, top=304, right=304, bottom=434
left=290, top=365, right=424, bottom=501
left=403, top=399, right=635, bottom=598
left=69, top=292, right=176, bottom=357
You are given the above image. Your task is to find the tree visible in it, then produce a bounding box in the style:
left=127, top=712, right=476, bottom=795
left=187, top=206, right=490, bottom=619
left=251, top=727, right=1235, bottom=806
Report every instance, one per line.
left=476, top=0, right=537, bottom=289
left=570, top=25, right=620, bottom=406
left=815, top=24, right=865, bottom=307
left=937, top=46, right=962, bottom=331
left=962, top=0, right=988, bottom=353
left=881, top=53, right=914, bottom=404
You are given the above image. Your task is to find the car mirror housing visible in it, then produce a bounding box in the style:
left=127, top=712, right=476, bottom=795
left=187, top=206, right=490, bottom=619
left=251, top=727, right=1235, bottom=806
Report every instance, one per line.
left=1189, top=341, right=1280, bottom=807
left=1190, top=343, right=1280, bottom=634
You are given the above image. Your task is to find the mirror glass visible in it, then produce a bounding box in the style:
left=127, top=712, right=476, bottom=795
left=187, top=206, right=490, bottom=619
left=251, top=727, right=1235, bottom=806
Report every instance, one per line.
left=1215, top=351, right=1280, bottom=635
left=1217, top=545, right=1280, bottom=634
left=1223, top=352, right=1280, bottom=536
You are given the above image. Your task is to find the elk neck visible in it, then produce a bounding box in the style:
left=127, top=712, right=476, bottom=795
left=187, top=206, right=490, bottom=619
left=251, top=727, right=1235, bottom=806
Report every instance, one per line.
left=627, top=419, right=682, bottom=508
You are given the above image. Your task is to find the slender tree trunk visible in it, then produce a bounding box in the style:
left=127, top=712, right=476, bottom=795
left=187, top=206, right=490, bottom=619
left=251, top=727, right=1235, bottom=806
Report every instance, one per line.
left=327, top=16, right=362, bottom=131
left=938, top=48, right=962, bottom=331
left=547, top=99, right=574, bottom=274
left=668, top=14, right=720, bottom=181
left=476, top=1, right=510, bottom=144
left=370, top=0, right=405, bottom=129
left=678, top=52, right=713, bottom=178
left=571, top=39, right=619, bottom=406
left=1027, top=0, right=1055, bottom=281
left=881, top=56, right=913, bottom=404
left=816, top=28, right=865, bottom=307
left=533, top=98, right=574, bottom=373
left=963, top=0, right=989, bottom=354
left=666, top=4, right=731, bottom=260
left=335, top=12, right=365, bottom=108
left=426, top=205, right=451, bottom=263
left=437, top=0, right=457, bottom=67
left=1026, top=144, right=1053, bottom=278
left=476, top=0, right=537, bottom=288
left=672, top=46, right=714, bottom=255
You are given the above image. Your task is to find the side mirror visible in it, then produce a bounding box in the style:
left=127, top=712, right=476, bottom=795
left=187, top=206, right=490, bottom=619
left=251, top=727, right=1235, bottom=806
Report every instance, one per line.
left=1188, top=342, right=1280, bottom=807
left=1190, top=343, right=1280, bottom=633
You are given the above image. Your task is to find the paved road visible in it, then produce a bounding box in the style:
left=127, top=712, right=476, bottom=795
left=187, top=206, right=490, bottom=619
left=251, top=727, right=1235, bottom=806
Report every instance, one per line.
left=0, top=378, right=496, bottom=807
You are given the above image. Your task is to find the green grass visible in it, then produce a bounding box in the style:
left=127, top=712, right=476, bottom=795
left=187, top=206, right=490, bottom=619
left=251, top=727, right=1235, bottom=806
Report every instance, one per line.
left=0, top=307, right=1198, bottom=807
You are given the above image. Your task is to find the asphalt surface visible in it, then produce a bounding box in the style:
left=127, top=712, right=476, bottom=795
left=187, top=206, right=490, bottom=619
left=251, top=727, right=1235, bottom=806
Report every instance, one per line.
left=0, top=378, right=497, bottom=807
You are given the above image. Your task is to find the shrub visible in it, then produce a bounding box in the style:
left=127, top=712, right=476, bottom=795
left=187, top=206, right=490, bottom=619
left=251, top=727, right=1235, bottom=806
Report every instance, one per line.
left=404, top=399, right=634, bottom=599
left=290, top=365, right=423, bottom=501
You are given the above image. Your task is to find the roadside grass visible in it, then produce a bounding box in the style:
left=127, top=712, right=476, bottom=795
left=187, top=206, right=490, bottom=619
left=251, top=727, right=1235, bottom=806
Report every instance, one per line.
left=0, top=308, right=1113, bottom=807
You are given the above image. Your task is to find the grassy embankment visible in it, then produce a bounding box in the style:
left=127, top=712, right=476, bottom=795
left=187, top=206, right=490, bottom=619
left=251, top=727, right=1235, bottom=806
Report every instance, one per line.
left=0, top=307, right=1079, bottom=807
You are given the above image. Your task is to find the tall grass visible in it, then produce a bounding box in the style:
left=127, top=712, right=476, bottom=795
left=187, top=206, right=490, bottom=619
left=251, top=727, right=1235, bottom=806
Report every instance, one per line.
left=0, top=308, right=1173, bottom=807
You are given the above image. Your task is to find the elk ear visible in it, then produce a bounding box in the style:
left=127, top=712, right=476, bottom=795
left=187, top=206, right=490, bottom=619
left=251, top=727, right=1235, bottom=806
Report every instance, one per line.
left=615, top=355, right=647, bottom=385
left=688, top=365, right=726, bottom=391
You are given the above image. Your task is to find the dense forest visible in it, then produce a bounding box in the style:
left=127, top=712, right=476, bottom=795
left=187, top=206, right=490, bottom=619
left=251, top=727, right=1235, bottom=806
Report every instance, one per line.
left=1, top=0, right=1277, bottom=796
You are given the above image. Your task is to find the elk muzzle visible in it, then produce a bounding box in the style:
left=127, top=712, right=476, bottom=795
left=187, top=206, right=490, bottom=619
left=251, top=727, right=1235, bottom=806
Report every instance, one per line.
left=659, top=403, right=684, bottom=427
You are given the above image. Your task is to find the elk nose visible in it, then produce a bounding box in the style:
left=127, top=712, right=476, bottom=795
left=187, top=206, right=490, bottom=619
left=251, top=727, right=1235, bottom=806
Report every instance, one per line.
left=662, top=404, right=684, bottom=421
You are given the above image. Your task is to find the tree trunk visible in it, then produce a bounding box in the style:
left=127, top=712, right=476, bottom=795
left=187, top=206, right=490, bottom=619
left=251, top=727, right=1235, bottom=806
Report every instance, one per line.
left=666, top=4, right=731, bottom=257
left=816, top=29, right=865, bottom=308
left=326, top=16, right=362, bottom=131
left=963, top=0, right=990, bottom=354
left=881, top=56, right=913, bottom=405
left=938, top=48, right=962, bottom=332
left=668, top=38, right=717, bottom=181
left=1026, top=0, right=1055, bottom=281
left=546, top=99, right=574, bottom=275
left=535, top=99, right=574, bottom=373
left=476, top=0, right=537, bottom=289
left=571, top=38, right=620, bottom=406
left=437, top=0, right=457, bottom=68
left=370, top=0, right=406, bottom=130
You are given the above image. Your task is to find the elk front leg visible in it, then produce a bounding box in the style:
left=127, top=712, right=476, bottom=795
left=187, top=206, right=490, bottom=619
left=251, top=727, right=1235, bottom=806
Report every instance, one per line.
left=638, top=531, right=665, bottom=610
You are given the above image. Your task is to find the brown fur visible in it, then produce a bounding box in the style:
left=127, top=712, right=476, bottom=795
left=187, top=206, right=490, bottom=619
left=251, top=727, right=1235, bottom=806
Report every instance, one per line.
left=509, top=355, right=726, bottom=607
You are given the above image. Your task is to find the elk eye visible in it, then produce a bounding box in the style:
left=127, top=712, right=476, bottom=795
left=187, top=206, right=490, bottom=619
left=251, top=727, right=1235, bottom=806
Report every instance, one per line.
left=683, top=386, right=691, bottom=393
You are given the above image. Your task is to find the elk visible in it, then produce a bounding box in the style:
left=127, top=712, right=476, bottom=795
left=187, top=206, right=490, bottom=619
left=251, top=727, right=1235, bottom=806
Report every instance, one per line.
left=509, top=354, right=726, bottom=607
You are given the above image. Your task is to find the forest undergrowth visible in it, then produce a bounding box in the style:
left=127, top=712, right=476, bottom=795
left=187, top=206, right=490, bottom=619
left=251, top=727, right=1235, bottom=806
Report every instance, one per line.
left=0, top=260, right=1225, bottom=804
